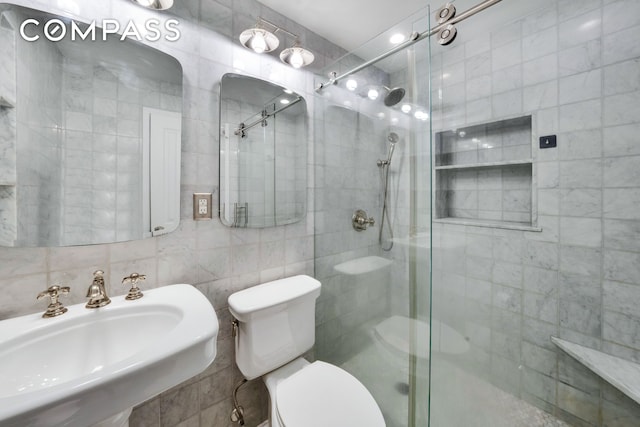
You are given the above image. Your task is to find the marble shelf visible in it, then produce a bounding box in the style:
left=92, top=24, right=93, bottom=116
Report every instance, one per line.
left=434, top=159, right=532, bottom=170
left=552, top=336, right=640, bottom=405
left=333, top=256, right=393, bottom=275
left=434, top=217, right=542, bottom=232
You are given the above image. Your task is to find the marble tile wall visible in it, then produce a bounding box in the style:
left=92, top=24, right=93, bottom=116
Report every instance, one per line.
left=430, top=0, right=640, bottom=425
left=59, top=58, right=181, bottom=244
left=0, top=0, right=346, bottom=425
left=0, top=22, right=16, bottom=246
left=13, top=13, right=63, bottom=246
left=0, top=24, right=16, bottom=184
left=313, top=98, right=392, bottom=363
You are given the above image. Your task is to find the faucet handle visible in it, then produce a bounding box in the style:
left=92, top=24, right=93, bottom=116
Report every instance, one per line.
left=37, top=285, right=70, bottom=318
left=122, top=272, right=146, bottom=300
left=93, top=270, right=105, bottom=282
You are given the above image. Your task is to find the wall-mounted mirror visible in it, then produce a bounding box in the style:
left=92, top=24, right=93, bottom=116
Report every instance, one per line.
left=0, top=4, right=182, bottom=247
left=219, top=73, right=307, bottom=228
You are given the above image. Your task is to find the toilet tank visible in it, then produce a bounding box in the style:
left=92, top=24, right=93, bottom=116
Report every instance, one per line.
left=228, top=275, right=321, bottom=380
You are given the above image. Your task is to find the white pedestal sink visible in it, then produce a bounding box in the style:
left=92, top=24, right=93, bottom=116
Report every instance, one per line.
left=0, top=284, right=218, bottom=427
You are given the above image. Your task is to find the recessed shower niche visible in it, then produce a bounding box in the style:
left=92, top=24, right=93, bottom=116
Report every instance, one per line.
left=434, top=116, right=536, bottom=229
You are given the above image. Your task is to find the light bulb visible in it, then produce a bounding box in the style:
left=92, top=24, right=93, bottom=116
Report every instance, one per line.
left=390, top=33, right=405, bottom=44
left=401, top=104, right=412, bottom=113
left=367, top=89, right=379, bottom=100
left=290, top=50, right=304, bottom=68
left=414, top=111, right=429, bottom=121
left=346, top=79, right=358, bottom=91
left=250, top=31, right=267, bottom=53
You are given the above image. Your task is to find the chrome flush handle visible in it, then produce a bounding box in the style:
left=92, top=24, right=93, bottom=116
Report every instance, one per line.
left=37, top=285, right=71, bottom=318
left=122, top=272, right=146, bottom=300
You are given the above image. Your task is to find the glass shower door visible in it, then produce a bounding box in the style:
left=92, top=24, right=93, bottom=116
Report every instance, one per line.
left=313, top=6, right=432, bottom=427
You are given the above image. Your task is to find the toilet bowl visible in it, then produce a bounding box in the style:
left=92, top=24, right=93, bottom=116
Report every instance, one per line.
left=228, top=275, right=385, bottom=427
left=263, top=358, right=384, bottom=427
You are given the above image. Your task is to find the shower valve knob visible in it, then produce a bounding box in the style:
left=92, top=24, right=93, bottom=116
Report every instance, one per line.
left=352, top=209, right=375, bottom=231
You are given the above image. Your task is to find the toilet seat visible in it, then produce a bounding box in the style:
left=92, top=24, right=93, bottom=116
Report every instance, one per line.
left=275, top=361, right=385, bottom=427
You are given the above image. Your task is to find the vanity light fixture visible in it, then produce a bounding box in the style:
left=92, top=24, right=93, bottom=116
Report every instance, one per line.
left=240, top=17, right=314, bottom=68
left=130, top=0, right=174, bottom=10
left=279, top=41, right=315, bottom=68
left=239, top=19, right=280, bottom=53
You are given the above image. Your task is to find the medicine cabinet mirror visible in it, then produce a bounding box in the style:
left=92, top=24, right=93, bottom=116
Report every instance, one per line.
left=219, top=73, right=307, bottom=228
left=0, top=4, right=183, bottom=247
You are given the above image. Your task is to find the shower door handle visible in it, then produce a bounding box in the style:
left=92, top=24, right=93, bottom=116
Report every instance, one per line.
left=352, top=209, right=375, bottom=231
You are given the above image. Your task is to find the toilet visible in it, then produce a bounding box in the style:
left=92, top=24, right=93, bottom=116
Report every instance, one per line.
left=228, top=275, right=386, bottom=427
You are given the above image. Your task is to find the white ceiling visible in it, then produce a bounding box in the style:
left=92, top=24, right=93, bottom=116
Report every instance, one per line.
left=256, top=0, right=428, bottom=53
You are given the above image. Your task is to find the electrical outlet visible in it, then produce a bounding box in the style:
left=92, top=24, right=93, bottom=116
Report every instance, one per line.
left=193, top=193, right=213, bottom=220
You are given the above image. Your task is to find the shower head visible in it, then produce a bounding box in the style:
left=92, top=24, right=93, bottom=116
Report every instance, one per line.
left=385, top=132, right=400, bottom=165
left=384, top=87, right=406, bottom=107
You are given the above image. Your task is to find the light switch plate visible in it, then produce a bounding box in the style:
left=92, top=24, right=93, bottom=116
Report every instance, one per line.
left=193, top=193, right=212, bottom=220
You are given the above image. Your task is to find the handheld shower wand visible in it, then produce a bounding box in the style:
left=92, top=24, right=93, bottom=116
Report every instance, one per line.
left=378, top=132, right=399, bottom=251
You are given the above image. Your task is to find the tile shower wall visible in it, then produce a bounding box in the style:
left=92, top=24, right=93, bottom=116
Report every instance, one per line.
left=0, top=0, right=345, bottom=425
left=430, top=0, right=640, bottom=425
left=313, top=101, right=391, bottom=363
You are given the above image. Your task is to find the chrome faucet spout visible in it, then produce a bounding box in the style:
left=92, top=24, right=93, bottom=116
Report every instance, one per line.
left=86, top=270, right=111, bottom=308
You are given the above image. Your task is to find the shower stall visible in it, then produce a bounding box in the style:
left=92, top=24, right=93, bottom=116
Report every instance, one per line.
left=313, top=0, right=640, bottom=426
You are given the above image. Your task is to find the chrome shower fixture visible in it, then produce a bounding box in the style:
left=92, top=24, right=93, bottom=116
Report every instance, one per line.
left=435, top=3, right=458, bottom=45
left=436, top=3, right=456, bottom=23
left=357, top=84, right=406, bottom=107
left=239, top=17, right=314, bottom=68
left=316, top=0, right=503, bottom=91
left=378, top=132, right=400, bottom=167
left=384, top=87, right=406, bottom=107
left=378, top=132, right=401, bottom=251
left=437, top=24, right=457, bottom=45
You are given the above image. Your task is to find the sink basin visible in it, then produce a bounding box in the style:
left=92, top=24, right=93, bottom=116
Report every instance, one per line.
left=0, top=284, right=218, bottom=427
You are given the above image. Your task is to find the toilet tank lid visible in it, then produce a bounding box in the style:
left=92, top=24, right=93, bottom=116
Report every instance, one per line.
left=228, top=275, right=321, bottom=320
